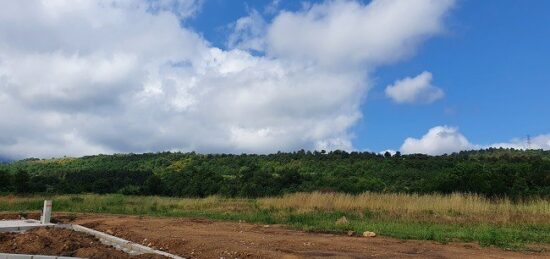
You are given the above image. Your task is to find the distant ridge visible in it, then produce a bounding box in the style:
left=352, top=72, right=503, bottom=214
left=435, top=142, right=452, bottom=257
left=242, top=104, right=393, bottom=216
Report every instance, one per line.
left=0, top=148, right=548, bottom=199
left=0, top=156, right=11, bottom=163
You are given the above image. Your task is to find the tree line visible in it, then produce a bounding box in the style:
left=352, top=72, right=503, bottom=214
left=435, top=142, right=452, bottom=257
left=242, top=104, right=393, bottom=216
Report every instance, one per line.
left=0, top=148, right=548, bottom=199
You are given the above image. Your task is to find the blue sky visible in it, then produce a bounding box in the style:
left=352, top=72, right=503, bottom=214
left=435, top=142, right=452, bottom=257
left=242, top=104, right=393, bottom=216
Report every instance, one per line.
left=187, top=0, right=550, bottom=152
left=359, top=0, right=550, bottom=151
left=0, top=0, right=549, bottom=158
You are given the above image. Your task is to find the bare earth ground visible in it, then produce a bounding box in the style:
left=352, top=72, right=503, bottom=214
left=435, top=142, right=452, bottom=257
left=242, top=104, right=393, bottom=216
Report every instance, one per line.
left=1, top=213, right=549, bottom=259
left=0, top=227, right=165, bottom=259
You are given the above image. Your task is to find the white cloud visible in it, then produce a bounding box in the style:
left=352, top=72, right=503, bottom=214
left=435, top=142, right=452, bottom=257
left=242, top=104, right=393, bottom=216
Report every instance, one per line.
left=264, top=0, right=282, bottom=15
left=400, top=126, right=550, bottom=155
left=401, top=126, right=474, bottom=155
left=227, top=9, right=267, bottom=52
left=380, top=149, right=397, bottom=156
left=0, top=0, right=455, bottom=159
left=267, top=0, right=455, bottom=67
left=490, top=135, right=550, bottom=150
left=147, top=0, right=203, bottom=19
left=385, top=71, right=444, bottom=104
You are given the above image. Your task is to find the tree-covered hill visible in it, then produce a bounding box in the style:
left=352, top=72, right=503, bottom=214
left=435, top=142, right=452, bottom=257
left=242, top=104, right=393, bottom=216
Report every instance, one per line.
left=0, top=148, right=549, bottom=198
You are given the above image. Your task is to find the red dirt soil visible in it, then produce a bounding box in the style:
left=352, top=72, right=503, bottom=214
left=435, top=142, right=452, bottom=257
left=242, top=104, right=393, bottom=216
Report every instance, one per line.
left=1, top=212, right=548, bottom=258
left=0, top=227, right=164, bottom=259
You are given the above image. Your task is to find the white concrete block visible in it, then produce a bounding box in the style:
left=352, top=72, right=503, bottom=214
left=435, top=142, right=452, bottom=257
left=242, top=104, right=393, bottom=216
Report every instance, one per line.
left=0, top=220, right=55, bottom=233
left=3, top=254, right=32, bottom=259
left=41, top=200, right=52, bottom=224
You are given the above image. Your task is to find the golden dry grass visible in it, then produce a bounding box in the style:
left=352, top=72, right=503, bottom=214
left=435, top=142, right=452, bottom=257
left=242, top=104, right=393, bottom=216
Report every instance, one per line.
left=2, top=192, right=549, bottom=225
left=258, top=192, right=550, bottom=224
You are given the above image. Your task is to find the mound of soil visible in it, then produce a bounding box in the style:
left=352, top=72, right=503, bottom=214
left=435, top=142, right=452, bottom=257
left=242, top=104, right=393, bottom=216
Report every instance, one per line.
left=0, top=227, right=165, bottom=259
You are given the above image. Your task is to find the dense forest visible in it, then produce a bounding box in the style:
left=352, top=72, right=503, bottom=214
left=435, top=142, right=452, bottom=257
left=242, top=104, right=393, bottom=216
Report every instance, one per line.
left=0, top=149, right=549, bottom=199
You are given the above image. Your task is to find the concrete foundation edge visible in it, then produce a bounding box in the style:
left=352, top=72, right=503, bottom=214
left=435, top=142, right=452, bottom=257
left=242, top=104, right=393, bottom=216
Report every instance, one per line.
left=55, top=224, right=185, bottom=259
left=0, top=253, right=80, bottom=259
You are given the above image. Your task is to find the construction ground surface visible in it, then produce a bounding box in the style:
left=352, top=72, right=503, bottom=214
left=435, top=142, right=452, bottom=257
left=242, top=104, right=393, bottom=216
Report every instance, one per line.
left=1, top=213, right=549, bottom=259
left=0, top=227, right=165, bottom=259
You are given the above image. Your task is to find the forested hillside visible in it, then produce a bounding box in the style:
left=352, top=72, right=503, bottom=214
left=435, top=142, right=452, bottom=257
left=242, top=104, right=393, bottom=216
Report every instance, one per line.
left=0, top=149, right=549, bottom=199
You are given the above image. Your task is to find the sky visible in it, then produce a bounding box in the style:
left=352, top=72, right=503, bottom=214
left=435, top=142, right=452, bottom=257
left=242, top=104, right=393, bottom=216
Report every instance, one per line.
left=0, top=0, right=549, bottom=159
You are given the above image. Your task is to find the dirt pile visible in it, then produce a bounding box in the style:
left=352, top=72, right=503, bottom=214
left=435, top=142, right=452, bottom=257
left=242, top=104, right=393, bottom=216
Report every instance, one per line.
left=0, top=227, right=165, bottom=259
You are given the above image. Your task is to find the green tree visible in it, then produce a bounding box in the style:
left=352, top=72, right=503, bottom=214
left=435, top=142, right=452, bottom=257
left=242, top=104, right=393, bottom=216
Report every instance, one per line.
left=0, top=169, right=11, bottom=192
left=15, top=170, right=30, bottom=193
left=143, top=174, right=165, bottom=195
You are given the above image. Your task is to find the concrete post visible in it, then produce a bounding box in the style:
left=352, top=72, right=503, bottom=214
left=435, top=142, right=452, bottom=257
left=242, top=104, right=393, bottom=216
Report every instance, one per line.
left=41, top=200, right=52, bottom=224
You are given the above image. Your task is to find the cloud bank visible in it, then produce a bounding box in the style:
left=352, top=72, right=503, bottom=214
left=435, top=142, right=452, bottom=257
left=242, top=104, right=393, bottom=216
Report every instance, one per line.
left=385, top=71, right=444, bottom=104
left=490, top=134, right=550, bottom=150
left=401, top=126, right=550, bottom=155
left=0, top=0, right=455, bottom=158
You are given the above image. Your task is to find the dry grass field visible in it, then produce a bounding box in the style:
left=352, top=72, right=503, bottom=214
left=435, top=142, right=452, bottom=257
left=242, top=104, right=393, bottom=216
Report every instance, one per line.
left=259, top=192, right=550, bottom=224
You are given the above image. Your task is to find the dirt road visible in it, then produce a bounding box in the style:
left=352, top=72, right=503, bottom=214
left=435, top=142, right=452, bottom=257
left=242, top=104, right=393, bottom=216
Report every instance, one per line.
left=44, top=213, right=546, bottom=259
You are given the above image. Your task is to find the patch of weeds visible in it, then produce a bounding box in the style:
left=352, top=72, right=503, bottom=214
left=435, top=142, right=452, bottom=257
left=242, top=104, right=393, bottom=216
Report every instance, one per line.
left=361, top=209, right=375, bottom=219
left=69, top=196, right=84, bottom=203
left=447, top=209, right=463, bottom=216
left=421, top=209, right=436, bottom=215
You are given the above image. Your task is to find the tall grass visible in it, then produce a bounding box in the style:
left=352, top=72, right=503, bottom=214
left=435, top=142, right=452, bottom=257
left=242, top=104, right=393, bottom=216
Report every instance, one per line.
left=259, top=192, right=550, bottom=224
left=0, top=194, right=255, bottom=215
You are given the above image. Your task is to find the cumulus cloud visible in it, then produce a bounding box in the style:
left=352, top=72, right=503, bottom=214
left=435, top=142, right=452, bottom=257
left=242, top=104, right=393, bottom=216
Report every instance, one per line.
left=401, top=126, right=474, bottom=155
left=385, top=71, right=444, bottom=104
left=400, top=126, right=550, bottom=155
left=227, top=9, right=267, bottom=52
left=267, top=0, right=455, bottom=66
left=0, top=0, right=455, bottom=159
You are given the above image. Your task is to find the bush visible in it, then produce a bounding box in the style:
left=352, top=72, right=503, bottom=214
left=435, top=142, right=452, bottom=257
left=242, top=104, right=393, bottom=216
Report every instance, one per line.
left=118, top=185, right=142, bottom=195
